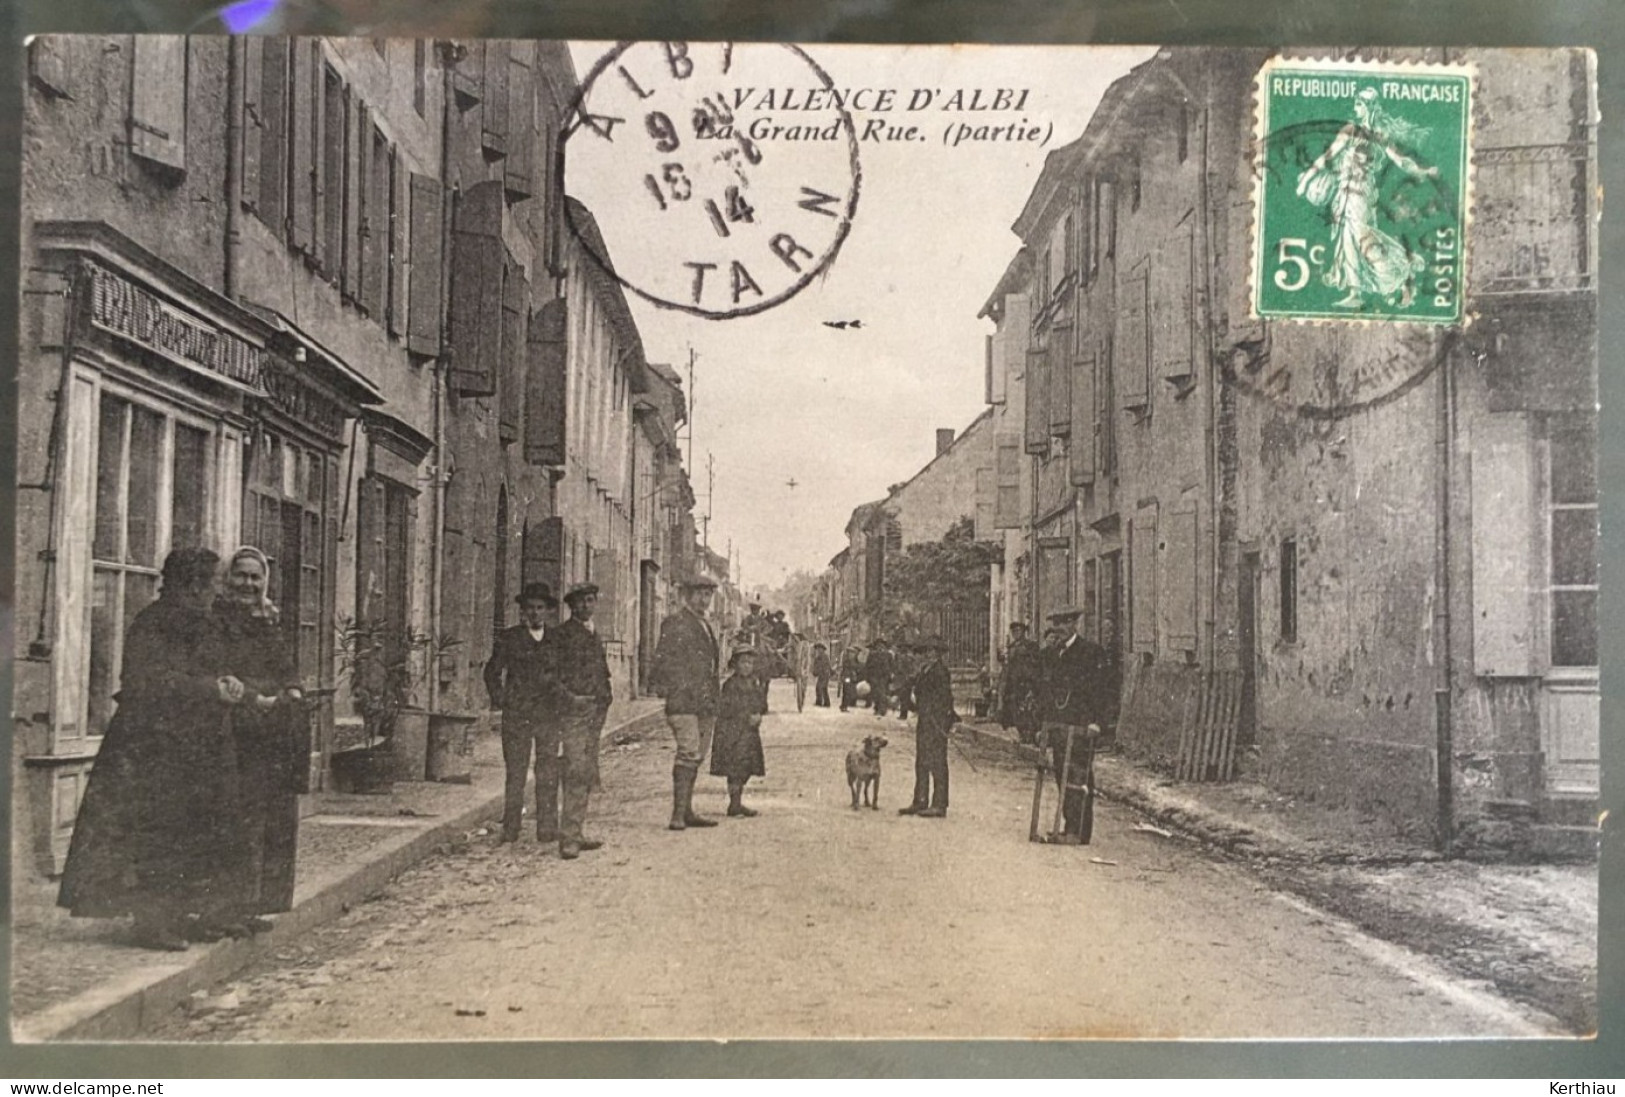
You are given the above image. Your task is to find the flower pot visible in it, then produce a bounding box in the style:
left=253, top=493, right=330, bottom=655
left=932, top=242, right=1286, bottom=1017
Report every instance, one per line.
left=427, top=712, right=479, bottom=784
left=330, top=742, right=395, bottom=795
left=391, top=708, right=431, bottom=782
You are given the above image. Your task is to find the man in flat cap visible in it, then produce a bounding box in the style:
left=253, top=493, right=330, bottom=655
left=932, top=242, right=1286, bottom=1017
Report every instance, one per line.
left=552, top=584, right=614, bottom=859
left=900, top=637, right=955, bottom=817
left=484, top=582, right=563, bottom=844
left=652, top=576, right=722, bottom=830
left=1041, top=606, right=1115, bottom=843
left=998, top=621, right=1045, bottom=745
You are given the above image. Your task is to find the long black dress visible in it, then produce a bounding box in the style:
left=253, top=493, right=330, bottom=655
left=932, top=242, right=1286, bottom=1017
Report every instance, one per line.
left=709, top=672, right=767, bottom=779
left=57, top=597, right=248, bottom=922
left=214, top=600, right=304, bottom=915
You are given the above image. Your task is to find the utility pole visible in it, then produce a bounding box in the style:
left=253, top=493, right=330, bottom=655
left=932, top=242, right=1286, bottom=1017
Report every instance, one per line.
left=701, top=451, right=715, bottom=548
left=685, top=347, right=696, bottom=471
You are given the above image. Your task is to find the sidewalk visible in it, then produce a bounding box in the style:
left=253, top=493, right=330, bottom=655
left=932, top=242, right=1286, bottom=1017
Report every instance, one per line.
left=952, top=717, right=1599, bottom=1033
left=10, top=698, right=666, bottom=1042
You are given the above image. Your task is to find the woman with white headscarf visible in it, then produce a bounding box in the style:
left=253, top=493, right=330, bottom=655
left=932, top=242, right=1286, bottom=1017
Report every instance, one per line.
left=209, top=544, right=306, bottom=937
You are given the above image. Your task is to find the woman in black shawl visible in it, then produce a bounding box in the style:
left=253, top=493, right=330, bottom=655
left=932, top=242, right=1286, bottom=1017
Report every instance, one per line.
left=710, top=647, right=769, bottom=817
left=57, top=548, right=251, bottom=951
left=210, top=545, right=306, bottom=937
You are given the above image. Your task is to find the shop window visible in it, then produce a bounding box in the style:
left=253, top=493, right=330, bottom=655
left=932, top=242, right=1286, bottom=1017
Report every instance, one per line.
left=1549, top=415, right=1597, bottom=667
left=85, top=393, right=215, bottom=737
left=245, top=435, right=331, bottom=685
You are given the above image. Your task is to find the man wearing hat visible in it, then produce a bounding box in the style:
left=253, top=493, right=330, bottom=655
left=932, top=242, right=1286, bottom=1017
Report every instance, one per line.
left=811, top=642, right=834, bottom=708
left=1041, top=606, right=1115, bottom=843
left=864, top=637, right=895, bottom=717
left=900, top=637, right=955, bottom=817
left=651, top=576, right=723, bottom=830
left=997, top=621, right=1045, bottom=745
left=551, top=584, right=615, bottom=859
left=484, top=582, right=563, bottom=844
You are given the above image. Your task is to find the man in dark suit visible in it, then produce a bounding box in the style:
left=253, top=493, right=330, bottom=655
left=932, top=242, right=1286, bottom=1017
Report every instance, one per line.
left=652, top=577, right=722, bottom=831
left=1041, top=606, right=1114, bottom=843
left=811, top=643, right=833, bottom=707
left=553, top=584, right=614, bottom=860
left=998, top=622, right=1045, bottom=745
left=839, top=643, right=864, bottom=711
left=899, top=637, right=955, bottom=817
left=484, top=582, right=562, bottom=844
left=894, top=642, right=919, bottom=721
left=864, top=638, right=895, bottom=717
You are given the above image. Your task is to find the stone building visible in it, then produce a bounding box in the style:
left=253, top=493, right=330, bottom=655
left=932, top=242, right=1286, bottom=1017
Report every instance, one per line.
left=987, top=47, right=1599, bottom=848
left=14, top=35, right=702, bottom=877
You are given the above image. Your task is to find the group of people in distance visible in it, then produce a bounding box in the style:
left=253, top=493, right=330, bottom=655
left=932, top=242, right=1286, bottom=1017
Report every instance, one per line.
left=58, top=547, right=308, bottom=951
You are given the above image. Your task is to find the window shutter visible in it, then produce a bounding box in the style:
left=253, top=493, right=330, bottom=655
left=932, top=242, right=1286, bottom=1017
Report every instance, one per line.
left=316, top=68, right=342, bottom=280
left=1165, top=503, right=1198, bottom=652
left=1116, top=270, right=1150, bottom=410
left=130, top=36, right=187, bottom=172
left=447, top=179, right=504, bottom=393
left=387, top=147, right=407, bottom=337
left=1130, top=502, right=1158, bottom=653
left=482, top=41, right=510, bottom=160
left=256, top=38, right=290, bottom=234
left=359, top=113, right=383, bottom=316
left=1023, top=347, right=1049, bottom=455
left=1069, top=349, right=1096, bottom=485
left=499, top=254, right=526, bottom=443
left=29, top=36, right=70, bottom=98
left=523, top=515, right=565, bottom=593
left=505, top=42, right=535, bottom=201
left=973, top=466, right=996, bottom=541
left=1048, top=341, right=1071, bottom=437
left=594, top=548, right=620, bottom=641
left=1471, top=414, right=1537, bottom=675
left=356, top=474, right=386, bottom=622
left=240, top=39, right=263, bottom=212
left=289, top=39, right=318, bottom=254
left=994, top=432, right=1023, bottom=529
left=341, top=87, right=363, bottom=301
left=406, top=171, right=444, bottom=357
left=1153, top=225, right=1195, bottom=382
left=983, top=334, right=995, bottom=406
left=525, top=297, right=568, bottom=467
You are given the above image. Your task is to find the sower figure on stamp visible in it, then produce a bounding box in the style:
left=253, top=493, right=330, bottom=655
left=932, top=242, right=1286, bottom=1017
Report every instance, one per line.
left=1040, top=606, right=1113, bottom=844
left=484, top=583, right=563, bottom=844
left=553, top=584, right=614, bottom=860
left=652, top=576, right=722, bottom=831
left=998, top=622, right=1044, bottom=746
left=899, top=637, right=955, bottom=817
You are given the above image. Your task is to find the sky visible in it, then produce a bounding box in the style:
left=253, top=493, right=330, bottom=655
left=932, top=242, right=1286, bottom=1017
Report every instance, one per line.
left=565, top=42, right=1155, bottom=595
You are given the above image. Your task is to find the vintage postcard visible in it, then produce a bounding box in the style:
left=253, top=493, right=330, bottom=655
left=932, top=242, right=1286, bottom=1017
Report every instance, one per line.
left=10, top=39, right=1599, bottom=1043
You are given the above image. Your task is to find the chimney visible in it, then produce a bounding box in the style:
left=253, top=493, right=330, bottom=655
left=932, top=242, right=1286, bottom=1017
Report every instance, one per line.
left=935, top=428, right=955, bottom=456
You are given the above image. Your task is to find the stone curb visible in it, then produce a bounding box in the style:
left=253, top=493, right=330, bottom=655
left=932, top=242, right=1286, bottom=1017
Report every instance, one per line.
left=13, top=706, right=669, bottom=1043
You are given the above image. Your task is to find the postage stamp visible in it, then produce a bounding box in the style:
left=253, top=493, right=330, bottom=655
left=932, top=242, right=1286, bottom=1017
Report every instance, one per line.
left=563, top=41, right=862, bottom=319
left=1251, top=56, right=1474, bottom=325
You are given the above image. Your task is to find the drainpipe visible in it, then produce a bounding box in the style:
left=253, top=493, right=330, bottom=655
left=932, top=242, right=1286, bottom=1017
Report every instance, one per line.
left=428, top=42, right=454, bottom=714
left=1434, top=330, right=1456, bottom=855
left=223, top=36, right=241, bottom=299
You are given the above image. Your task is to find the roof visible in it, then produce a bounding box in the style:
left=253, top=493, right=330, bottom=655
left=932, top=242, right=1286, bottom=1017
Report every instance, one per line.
left=844, top=499, right=887, bottom=538
left=881, top=407, right=996, bottom=507
left=564, top=197, right=651, bottom=395
left=978, top=248, right=1035, bottom=320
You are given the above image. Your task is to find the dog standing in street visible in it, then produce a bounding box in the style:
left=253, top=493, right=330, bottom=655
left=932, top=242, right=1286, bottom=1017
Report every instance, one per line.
left=846, top=734, right=888, bottom=810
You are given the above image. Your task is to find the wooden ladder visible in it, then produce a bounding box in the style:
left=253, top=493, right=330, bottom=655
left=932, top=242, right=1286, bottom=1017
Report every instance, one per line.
left=1175, top=670, right=1243, bottom=782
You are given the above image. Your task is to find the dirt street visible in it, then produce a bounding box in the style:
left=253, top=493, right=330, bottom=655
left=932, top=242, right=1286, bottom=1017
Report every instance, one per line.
left=147, top=684, right=1568, bottom=1041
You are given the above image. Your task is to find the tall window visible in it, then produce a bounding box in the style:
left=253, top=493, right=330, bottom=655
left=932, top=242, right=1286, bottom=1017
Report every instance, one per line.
left=1548, top=415, right=1597, bottom=667
left=87, top=393, right=214, bottom=736
left=244, top=435, right=330, bottom=684
left=320, top=65, right=345, bottom=280
left=1279, top=536, right=1298, bottom=643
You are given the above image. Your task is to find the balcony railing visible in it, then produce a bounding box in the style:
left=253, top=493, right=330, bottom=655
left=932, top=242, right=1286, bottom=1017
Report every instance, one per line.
left=1473, top=142, right=1597, bottom=296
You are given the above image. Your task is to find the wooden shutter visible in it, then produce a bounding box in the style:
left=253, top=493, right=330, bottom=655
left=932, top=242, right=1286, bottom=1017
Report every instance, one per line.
left=499, top=255, right=526, bottom=443
left=1130, top=503, right=1158, bottom=652
left=482, top=41, right=510, bottom=159
left=523, top=515, right=564, bottom=593
left=505, top=42, right=535, bottom=200
left=447, top=179, right=504, bottom=393
left=289, top=39, right=318, bottom=254
left=359, top=114, right=384, bottom=316
left=387, top=147, right=407, bottom=337
left=28, top=36, right=70, bottom=97
left=356, top=474, right=386, bottom=622
left=984, top=334, right=995, bottom=406
left=594, top=548, right=619, bottom=640
left=341, top=87, right=363, bottom=301
left=1023, top=347, right=1049, bottom=454
left=255, top=38, right=290, bottom=233
left=973, top=467, right=996, bottom=541
left=1165, top=503, right=1198, bottom=652
left=526, top=298, right=568, bottom=466
left=1471, top=414, right=1537, bottom=675
left=1116, top=271, right=1150, bottom=410
left=240, top=39, right=263, bottom=212
left=1069, top=349, right=1096, bottom=485
left=994, top=432, right=1023, bottom=529
left=1153, top=225, right=1195, bottom=382
left=1048, top=342, right=1071, bottom=437
left=130, top=36, right=187, bottom=172
left=406, top=171, right=444, bottom=357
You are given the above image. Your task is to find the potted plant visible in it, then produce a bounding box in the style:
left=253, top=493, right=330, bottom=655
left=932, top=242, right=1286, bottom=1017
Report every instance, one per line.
left=334, top=617, right=448, bottom=789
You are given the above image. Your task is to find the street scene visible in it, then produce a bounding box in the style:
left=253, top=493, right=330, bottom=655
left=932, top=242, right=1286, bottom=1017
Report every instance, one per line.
left=11, top=38, right=1599, bottom=1043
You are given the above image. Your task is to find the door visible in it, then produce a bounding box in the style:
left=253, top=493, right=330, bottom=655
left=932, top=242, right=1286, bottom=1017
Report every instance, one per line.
left=639, top=561, right=658, bottom=694
left=1238, top=551, right=1261, bottom=746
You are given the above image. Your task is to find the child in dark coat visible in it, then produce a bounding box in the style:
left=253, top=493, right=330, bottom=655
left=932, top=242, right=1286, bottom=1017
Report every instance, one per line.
left=710, top=648, right=768, bottom=817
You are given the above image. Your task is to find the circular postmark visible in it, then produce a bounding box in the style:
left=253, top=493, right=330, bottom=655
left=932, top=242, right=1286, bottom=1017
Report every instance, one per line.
left=561, top=41, right=862, bottom=320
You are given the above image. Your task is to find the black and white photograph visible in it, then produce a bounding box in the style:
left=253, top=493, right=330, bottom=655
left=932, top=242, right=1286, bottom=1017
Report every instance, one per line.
left=8, top=33, right=1600, bottom=1043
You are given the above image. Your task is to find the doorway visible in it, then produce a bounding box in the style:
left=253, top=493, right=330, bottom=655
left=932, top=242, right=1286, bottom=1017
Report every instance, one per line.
left=1239, top=551, right=1261, bottom=746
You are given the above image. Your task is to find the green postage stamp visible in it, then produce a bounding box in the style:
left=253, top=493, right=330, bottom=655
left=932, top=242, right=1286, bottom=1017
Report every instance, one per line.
left=1252, top=56, right=1474, bottom=324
